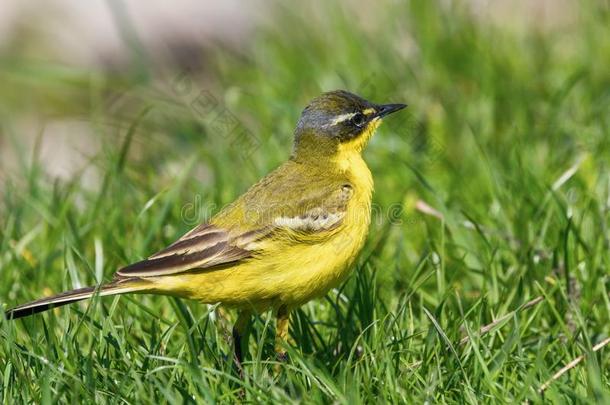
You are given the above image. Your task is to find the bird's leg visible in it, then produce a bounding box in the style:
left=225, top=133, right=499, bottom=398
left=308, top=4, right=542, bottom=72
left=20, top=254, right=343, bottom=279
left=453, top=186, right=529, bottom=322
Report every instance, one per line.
left=232, top=310, right=251, bottom=377
left=275, top=305, right=291, bottom=367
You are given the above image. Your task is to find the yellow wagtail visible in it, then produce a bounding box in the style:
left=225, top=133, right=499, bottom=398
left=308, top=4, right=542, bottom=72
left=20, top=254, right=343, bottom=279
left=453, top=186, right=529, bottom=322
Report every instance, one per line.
left=5, top=90, right=406, bottom=367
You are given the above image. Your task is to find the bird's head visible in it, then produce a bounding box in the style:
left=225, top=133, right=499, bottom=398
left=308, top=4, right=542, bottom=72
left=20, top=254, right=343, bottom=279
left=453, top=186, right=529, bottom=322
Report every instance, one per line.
left=292, top=90, right=406, bottom=162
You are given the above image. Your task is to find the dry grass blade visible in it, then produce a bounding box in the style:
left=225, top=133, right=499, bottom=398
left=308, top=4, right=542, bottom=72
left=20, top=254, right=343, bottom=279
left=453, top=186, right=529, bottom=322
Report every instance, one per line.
left=459, top=296, right=544, bottom=346
left=538, top=337, right=610, bottom=394
left=406, top=296, right=545, bottom=374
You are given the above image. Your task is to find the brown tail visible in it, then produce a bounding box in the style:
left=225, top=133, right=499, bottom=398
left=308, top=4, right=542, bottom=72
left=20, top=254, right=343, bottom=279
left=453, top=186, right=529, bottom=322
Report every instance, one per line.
left=4, top=278, right=148, bottom=320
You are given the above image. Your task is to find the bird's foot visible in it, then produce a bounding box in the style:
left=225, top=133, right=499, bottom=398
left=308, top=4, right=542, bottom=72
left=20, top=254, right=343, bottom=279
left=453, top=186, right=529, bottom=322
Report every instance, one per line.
left=274, top=350, right=288, bottom=374
left=276, top=350, right=288, bottom=363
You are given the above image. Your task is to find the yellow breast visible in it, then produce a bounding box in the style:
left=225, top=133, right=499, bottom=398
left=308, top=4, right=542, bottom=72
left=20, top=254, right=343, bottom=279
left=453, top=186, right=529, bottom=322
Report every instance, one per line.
left=153, top=154, right=373, bottom=312
left=151, top=129, right=376, bottom=312
left=270, top=151, right=373, bottom=307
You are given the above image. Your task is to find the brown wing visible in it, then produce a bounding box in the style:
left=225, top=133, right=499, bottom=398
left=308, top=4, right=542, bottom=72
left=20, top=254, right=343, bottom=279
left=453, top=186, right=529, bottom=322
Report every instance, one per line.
left=116, top=161, right=354, bottom=279
left=115, top=224, right=265, bottom=278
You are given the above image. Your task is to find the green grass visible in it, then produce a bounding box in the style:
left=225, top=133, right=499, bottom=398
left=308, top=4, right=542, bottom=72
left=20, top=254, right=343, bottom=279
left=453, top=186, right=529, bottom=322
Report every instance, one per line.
left=1, top=1, right=609, bottom=403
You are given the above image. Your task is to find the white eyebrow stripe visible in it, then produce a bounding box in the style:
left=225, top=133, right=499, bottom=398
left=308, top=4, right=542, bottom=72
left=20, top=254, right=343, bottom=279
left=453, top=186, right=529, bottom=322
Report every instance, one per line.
left=326, top=112, right=357, bottom=127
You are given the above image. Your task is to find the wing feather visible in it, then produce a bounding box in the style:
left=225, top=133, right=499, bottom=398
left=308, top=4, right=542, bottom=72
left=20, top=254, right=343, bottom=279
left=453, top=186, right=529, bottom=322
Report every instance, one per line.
left=116, top=225, right=254, bottom=277
left=114, top=162, right=354, bottom=279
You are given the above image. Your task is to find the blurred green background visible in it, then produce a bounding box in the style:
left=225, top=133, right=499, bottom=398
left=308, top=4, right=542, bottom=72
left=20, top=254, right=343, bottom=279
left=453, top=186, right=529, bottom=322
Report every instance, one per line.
left=1, top=0, right=609, bottom=403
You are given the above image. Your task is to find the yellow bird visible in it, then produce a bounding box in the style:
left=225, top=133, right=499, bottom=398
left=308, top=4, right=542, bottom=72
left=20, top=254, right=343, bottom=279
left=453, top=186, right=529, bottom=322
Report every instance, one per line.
left=5, top=90, right=406, bottom=368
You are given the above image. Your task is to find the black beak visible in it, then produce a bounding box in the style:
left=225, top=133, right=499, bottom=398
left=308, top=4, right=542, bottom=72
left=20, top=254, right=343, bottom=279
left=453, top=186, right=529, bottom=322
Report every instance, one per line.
left=375, top=103, right=407, bottom=118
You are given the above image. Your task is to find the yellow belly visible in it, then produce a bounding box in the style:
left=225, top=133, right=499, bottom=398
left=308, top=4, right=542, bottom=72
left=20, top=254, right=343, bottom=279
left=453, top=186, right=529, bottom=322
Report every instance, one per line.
left=149, top=150, right=373, bottom=312
left=152, top=205, right=370, bottom=312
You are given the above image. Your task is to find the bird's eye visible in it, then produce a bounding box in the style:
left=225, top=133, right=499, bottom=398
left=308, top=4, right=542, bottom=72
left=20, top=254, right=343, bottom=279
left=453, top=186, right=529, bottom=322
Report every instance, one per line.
left=351, top=112, right=366, bottom=128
